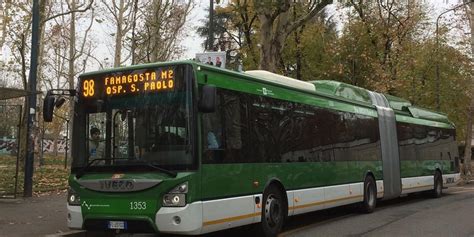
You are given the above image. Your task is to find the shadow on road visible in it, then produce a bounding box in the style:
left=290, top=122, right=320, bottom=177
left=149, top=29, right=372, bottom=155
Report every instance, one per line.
left=75, top=190, right=466, bottom=237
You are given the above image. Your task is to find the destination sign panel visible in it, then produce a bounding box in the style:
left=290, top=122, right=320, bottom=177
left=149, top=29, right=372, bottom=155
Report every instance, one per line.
left=80, top=68, right=175, bottom=99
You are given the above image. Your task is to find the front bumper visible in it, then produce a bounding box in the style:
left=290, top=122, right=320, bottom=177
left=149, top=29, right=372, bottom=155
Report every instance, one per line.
left=67, top=202, right=204, bottom=235
left=67, top=204, right=83, bottom=229
left=155, top=202, right=203, bottom=235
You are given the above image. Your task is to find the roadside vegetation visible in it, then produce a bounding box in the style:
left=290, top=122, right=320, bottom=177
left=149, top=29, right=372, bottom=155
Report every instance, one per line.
left=0, top=154, right=68, bottom=197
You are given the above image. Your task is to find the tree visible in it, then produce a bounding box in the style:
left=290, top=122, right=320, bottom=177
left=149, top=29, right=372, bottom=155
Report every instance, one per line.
left=340, top=0, right=430, bottom=92
left=40, top=1, right=94, bottom=166
left=134, top=0, right=193, bottom=63
left=462, top=0, right=474, bottom=177
left=101, top=0, right=133, bottom=67
left=196, top=0, right=260, bottom=70
left=282, top=7, right=337, bottom=79
left=254, top=0, right=331, bottom=72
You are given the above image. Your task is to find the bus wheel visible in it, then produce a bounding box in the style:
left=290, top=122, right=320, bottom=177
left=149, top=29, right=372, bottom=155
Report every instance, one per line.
left=432, top=171, right=443, bottom=198
left=361, top=175, right=376, bottom=213
left=260, top=185, right=286, bottom=237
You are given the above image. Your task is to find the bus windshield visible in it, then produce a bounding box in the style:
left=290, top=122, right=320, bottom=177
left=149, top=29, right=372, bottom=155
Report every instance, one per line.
left=72, top=64, right=194, bottom=171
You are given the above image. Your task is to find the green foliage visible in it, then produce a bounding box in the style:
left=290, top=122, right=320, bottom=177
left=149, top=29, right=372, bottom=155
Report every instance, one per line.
left=281, top=1, right=472, bottom=141
left=282, top=10, right=339, bottom=81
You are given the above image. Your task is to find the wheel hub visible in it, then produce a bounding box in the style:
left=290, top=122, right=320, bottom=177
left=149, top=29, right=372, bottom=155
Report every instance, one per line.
left=367, top=183, right=375, bottom=207
left=265, top=195, right=281, bottom=227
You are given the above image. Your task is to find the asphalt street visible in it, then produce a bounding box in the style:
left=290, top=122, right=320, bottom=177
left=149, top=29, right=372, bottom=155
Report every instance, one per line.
left=1, top=183, right=474, bottom=237
left=280, top=184, right=474, bottom=237
left=0, top=191, right=69, bottom=237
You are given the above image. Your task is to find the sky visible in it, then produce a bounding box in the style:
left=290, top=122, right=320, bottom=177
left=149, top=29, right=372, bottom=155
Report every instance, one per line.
left=182, top=0, right=208, bottom=59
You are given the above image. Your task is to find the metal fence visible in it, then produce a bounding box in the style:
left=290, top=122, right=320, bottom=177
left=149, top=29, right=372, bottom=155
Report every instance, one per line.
left=0, top=105, right=22, bottom=198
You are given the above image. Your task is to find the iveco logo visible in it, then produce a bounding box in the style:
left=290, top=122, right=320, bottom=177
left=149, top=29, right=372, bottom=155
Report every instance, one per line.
left=78, top=179, right=162, bottom=192
left=99, top=180, right=135, bottom=191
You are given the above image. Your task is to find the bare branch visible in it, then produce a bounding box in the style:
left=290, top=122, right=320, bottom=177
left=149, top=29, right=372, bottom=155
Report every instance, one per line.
left=42, top=0, right=94, bottom=24
left=18, top=34, right=28, bottom=90
left=75, top=10, right=95, bottom=60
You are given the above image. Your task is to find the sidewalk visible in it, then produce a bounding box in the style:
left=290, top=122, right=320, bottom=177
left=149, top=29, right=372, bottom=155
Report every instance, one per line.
left=0, top=192, right=70, bottom=237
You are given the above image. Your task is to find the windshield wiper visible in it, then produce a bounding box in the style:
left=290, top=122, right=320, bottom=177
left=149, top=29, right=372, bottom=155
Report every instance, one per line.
left=75, top=159, right=178, bottom=179
left=75, top=158, right=111, bottom=179
left=132, top=162, right=177, bottom=178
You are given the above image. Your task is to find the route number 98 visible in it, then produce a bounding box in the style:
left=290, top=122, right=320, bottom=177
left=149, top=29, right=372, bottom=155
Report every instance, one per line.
left=82, top=80, right=95, bottom=97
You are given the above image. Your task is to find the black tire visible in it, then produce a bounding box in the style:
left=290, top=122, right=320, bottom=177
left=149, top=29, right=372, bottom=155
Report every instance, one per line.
left=361, top=175, right=377, bottom=213
left=432, top=171, right=443, bottom=198
left=260, top=185, right=287, bottom=237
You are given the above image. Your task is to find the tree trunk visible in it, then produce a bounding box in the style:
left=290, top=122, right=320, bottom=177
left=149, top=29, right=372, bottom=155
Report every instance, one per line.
left=256, top=1, right=330, bottom=73
left=37, top=0, right=48, bottom=167
left=53, top=138, right=58, bottom=157
left=463, top=1, right=474, bottom=178
left=114, top=0, right=125, bottom=67
left=464, top=104, right=473, bottom=177
left=258, top=15, right=276, bottom=72
left=258, top=14, right=289, bottom=73
left=18, top=32, right=28, bottom=169
left=130, top=0, right=138, bottom=65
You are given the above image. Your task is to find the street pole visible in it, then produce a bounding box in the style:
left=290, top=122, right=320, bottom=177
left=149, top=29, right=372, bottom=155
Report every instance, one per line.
left=208, top=0, right=214, bottom=51
left=24, top=0, right=40, bottom=197
left=435, top=1, right=472, bottom=111
left=64, top=119, right=69, bottom=169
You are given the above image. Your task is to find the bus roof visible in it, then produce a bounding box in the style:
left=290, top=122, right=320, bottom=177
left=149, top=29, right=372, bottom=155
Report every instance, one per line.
left=309, top=80, right=452, bottom=125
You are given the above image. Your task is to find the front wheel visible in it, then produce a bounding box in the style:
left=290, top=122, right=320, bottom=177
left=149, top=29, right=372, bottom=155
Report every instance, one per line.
left=361, top=175, right=377, bottom=213
left=260, top=185, right=287, bottom=237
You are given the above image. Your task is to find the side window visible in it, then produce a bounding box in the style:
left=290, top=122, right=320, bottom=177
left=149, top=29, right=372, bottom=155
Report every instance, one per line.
left=413, top=125, right=428, bottom=160
left=202, top=90, right=224, bottom=163
left=202, top=88, right=248, bottom=164
left=201, top=87, right=381, bottom=164
left=397, top=123, right=416, bottom=160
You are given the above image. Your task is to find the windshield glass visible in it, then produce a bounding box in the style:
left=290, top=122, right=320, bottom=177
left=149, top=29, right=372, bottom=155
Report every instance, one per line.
left=72, top=64, right=194, bottom=171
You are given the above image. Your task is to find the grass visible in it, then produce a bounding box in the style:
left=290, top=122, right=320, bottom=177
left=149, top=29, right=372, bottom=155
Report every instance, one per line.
left=0, top=154, right=69, bottom=197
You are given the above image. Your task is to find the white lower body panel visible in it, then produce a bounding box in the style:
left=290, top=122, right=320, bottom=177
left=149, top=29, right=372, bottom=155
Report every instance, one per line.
left=157, top=182, right=369, bottom=234
left=401, top=176, right=434, bottom=194
left=400, top=173, right=461, bottom=194
left=443, top=173, right=461, bottom=187
left=201, top=195, right=259, bottom=234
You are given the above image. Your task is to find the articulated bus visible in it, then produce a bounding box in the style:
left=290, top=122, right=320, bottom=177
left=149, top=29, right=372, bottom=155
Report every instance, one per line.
left=43, top=61, right=460, bottom=236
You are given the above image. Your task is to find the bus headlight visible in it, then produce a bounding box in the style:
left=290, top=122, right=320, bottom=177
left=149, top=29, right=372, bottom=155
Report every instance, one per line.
left=162, top=182, right=187, bottom=207
left=68, top=188, right=81, bottom=206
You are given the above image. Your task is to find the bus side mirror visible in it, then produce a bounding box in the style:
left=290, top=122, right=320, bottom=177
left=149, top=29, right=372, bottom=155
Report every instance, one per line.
left=43, top=92, right=55, bottom=122
left=198, top=85, right=216, bottom=113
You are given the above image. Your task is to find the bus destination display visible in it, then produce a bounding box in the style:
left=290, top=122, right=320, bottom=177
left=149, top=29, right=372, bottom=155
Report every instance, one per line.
left=81, top=68, right=174, bottom=98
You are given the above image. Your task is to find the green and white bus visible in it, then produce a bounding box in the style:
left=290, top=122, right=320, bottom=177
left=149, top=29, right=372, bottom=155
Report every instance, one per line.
left=43, top=61, right=460, bottom=236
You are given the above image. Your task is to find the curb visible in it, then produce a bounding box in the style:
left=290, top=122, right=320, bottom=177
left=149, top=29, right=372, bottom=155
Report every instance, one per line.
left=44, top=230, right=86, bottom=237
